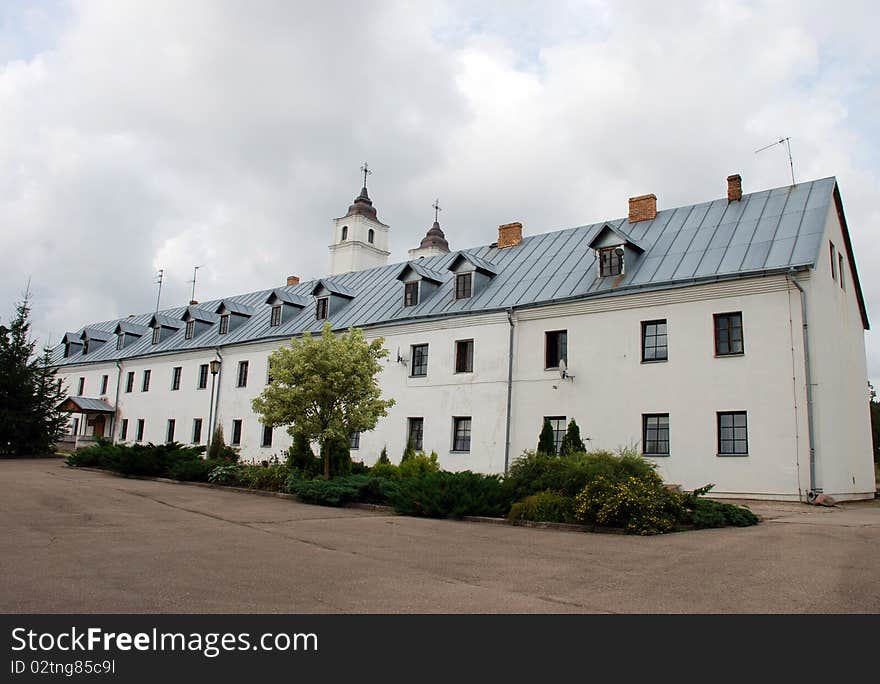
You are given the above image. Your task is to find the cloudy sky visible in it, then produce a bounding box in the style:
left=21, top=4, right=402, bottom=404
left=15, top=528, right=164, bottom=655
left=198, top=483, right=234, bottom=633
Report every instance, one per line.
left=1, top=0, right=878, bottom=378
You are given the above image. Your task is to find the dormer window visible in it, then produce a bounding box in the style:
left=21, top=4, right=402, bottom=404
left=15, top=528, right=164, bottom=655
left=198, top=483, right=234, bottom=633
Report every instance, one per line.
left=368, top=229, right=375, bottom=244
left=404, top=281, right=419, bottom=307
left=117, top=333, right=124, bottom=350
left=599, top=247, right=624, bottom=277
left=316, top=297, right=329, bottom=320
left=270, top=305, right=282, bottom=327
left=455, top=273, right=472, bottom=300
left=152, top=327, right=161, bottom=345
left=219, top=314, right=230, bottom=335
left=341, top=226, right=348, bottom=241
left=82, top=339, right=90, bottom=355
left=185, top=320, right=195, bottom=340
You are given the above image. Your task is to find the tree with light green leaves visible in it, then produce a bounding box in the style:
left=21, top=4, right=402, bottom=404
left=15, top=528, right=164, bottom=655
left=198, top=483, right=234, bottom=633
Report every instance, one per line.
left=252, top=323, right=394, bottom=480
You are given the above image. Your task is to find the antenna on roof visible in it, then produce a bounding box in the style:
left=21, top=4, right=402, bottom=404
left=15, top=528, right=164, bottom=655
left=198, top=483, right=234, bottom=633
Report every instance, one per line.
left=755, top=136, right=795, bottom=186
left=154, top=269, right=164, bottom=313
left=188, top=265, right=202, bottom=303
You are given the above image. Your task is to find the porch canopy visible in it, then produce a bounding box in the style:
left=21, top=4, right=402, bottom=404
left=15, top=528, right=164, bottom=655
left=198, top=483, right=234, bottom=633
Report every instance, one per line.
left=57, top=397, right=115, bottom=414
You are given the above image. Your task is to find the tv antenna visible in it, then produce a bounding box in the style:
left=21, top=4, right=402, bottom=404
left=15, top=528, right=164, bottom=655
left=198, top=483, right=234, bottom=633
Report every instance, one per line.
left=154, top=269, right=164, bottom=313
left=755, top=136, right=795, bottom=185
left=558, top=359, right=574, bottom=382
left=188, top=265, right=202, bottom=303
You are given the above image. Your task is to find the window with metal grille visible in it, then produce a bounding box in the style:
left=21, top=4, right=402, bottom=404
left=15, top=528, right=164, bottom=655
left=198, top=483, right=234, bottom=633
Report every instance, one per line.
left=142, top=369, right=151, bottom=392
left=166, top=419, right=176, bottom=443
left=544, top=330, right=567, bottom=369
left=237, top=361, right=249, bottom=388
left=171, top=366, right=182, bottom=391
left=120, top=419, right=128, bottom=441
left=642, top=414, right=670, bottom=456
left=261, top=424, right=273, bottom=448
left=316, top=298, right=328, bottom=320
left=152, top=327, right=160, bottom=344
left=219, top=314, right=230, bottom=335
left=407, top=417, right=424, bottom=451
left=136, top=419, right=145, bottom=442
left=349, top=432, right=360, bottom=449
left=452, top=417, right=472, bottom=452
left=455, top=339, right=474, bottom=373
left=599, top=247, right=623, bottom=276
left=717, top=412, right=748, bottom=455
left=77, top=377, right=84, bottom=396
left=100, top=375, right=108, bottom=395
left=641, top=320, right=668, bottom=362
left=270, top=305, right=282, bottom=327
left=231, top=419, right=242, bottom=446
left=410, top=344, right=428, bottom=377
left=125, top=372, right=134, bottom=393
left=714, top=312, right=743, bottom=355
left=455, top=273, right=472, bottom=299
left=404, top=281, right=419, bottom=307
left=192, top=418, right=203, bottom=444
left=198, top=364, right=209, bottom=389
left=543, top=416, right=566, bottom=454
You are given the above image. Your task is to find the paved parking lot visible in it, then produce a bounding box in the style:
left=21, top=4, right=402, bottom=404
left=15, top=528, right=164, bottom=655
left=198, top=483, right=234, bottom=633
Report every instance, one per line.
left=2, top=459, right=878, bottom=613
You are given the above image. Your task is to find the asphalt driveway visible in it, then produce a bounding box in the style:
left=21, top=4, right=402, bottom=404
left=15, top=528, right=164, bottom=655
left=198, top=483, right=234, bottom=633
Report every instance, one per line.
left=1, top=459, right=878, bottom=613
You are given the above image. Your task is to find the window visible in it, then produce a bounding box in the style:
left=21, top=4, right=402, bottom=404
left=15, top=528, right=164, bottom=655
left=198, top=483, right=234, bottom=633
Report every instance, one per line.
left=407, top=417, right=424, bottom=451
left=714, top=312, right=743, bottom=355
left=642, top=414, right=670, bottom=456
left=452, top=416, right=472, bottom=452
left=261, top=424, right=273, bottom=448
left=455, top=339, right=474, bottom=373
left=192, top=418, right=203, bottom=444
left=341, top=225, right=348, bottom=241
left=404, top=281, right=419, bottom=307
left=830, top=242, right=837, bottom=281
left=718, top=411, right=748, bottom=456
left=219, top=314, right=230, bottom=335
left=641, top=320, right=668, bottom=362
left=349, top=431, right=360, bottom=449
left=136, top=419, right=145, bottom=442
left=185, top=320, right=195, bottom=340
left=117, top=333, right=124, bottom=350
left=368, top=228, right=375, bottom=244
left=455, top=273, right=472, bottom=300
left=171, top=366, right=182, bottom=391
left=100, top=375, right=108, bottom=395
left=411, top=344, right=429, bottom=377
left=599, top=247, right=623, bottom=276
left=125, top=372, right=134, bottom=393
left=231, top=419, right=242, bottom=446
left=166, top=419, right=176, bottom=443
left=120, top=419, right=128, bottom=441
left=152, top=327, right=160, bottom=344
left=72, top=417, right=79, bottom=435
left=839, top=254, right=845, bottom=291
left=316, top=297, right=328, bottom=320
left=270, top=305, right=282, bottom=327
left=82, top=339, right=89, bottom=355
left=142, top=369, right=151, bottom=392
left=237, top=360, right=249, bottom=388
left=77, top=377, right=85, bottom=396
left=544, top=330, right=568, bottom=369
left=198, top=364, right=209, bottom=389
left=543, top=416, right=566, bottom=454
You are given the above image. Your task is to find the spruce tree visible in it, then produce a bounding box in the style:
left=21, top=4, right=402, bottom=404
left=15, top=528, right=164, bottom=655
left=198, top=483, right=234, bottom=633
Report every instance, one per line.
left=559, top=418, right=586, bottom=456
left=537, top=418, right=557, bottom=455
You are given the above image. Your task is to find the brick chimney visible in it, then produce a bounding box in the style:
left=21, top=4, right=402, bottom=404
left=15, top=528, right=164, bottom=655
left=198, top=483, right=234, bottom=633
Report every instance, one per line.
left=727, top=174, right=742, bottom=202
left=189, top=299, right=198, bottom=305
left=286, top=275, right=300, bottom=286
left=628, top=194, right=657, bottom=223
left=497, top=222, right=523, bottom=249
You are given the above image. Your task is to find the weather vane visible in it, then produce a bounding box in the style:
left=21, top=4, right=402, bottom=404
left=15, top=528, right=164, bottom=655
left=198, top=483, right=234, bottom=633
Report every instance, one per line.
left=432, top=198, right=442, bottom=222
left=360, top=162, right=372, bottom=188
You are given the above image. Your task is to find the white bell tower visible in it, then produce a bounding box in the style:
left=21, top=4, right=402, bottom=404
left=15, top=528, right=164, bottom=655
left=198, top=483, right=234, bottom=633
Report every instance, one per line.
left=328, top=163, right=390, bottom=276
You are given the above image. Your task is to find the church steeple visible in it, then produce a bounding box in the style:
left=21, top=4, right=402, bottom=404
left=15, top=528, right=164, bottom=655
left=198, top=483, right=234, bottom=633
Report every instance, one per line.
left=345, top=163, right=379, bottom=220
left=409, top=199, right=451, bottom=259
left=328, top=163, right=390, bottom=276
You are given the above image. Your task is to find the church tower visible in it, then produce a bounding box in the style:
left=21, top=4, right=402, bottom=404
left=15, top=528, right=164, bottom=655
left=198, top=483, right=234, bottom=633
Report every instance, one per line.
left=409, top=199, right=451, bottom=260
left=328, top=163, right=391, bottom=276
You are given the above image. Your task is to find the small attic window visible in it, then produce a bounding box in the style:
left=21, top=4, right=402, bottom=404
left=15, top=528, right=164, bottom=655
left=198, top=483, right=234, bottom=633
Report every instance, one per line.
left=152, top=327, right=160, bottom=345
left=599, top=247, right=624, bottom=277
left=455, top=273, right=472, bottom=300
left=341, top=226, right=348, bottom=241
left=270, top=305, right=282, bottom=327
left=82, top=338, right=90, bottom=355
left=368, top=229, right=375, bottom=244
left=316, top=297, right=329, bottom=320
left=404, top=281, right=419, bottom=307
left=219, top=314, right=230, bottom=335
left=185, top=320, right=195, bottom=340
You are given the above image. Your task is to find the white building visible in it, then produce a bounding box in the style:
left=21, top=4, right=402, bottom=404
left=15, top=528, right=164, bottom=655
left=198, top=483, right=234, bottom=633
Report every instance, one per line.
left=52, top=174, right=876, bottom=501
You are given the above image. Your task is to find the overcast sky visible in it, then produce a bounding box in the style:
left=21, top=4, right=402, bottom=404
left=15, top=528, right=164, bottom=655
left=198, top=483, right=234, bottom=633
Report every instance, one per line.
left=1, top=1, right=878, bottom=381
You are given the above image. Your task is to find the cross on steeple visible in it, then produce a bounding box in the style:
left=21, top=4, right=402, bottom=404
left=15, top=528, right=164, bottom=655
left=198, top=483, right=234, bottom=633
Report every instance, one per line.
left=433, top=198, right=442, bottom=222
left=360, top=162, right=372, bottom=189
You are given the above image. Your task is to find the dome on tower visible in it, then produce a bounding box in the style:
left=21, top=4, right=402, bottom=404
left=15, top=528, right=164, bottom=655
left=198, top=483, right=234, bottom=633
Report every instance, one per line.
left=418, top=220, right=450, bottom=252
left=346, top=185, right=378, bottom=220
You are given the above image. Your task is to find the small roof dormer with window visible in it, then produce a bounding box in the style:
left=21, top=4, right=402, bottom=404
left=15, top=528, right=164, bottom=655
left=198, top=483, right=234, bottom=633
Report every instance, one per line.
left=181, top=306, right=219, bottom=340
left=62, top=332, right=84, bottom=358
left=148, top=314, right=183, bottom=345
left=587, top=223, right=647, bottom=281
left=311, top=279, right=355, bottom=321
left=395, top=262, right=444, bottom=308
left=214, top=300, right=255, bottom=335
left=447, top=252, right=497, bottom=302
left=78, top=328, right=112, bottom=356
left=265, top=290, right=309, bottom=327
left=113, top=321, right=150, bottom=350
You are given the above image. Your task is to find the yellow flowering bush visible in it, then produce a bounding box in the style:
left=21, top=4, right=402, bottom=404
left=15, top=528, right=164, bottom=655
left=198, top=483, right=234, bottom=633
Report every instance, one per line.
left=574, top=472, right=685, bottom=535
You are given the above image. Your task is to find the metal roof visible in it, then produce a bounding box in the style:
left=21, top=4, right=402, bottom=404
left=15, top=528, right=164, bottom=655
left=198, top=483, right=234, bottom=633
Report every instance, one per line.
left=50, top=176, right=868, bottom=367
left=395, top=261, right=445, bottom=284
left=215, top=300, right=256, bottom=316
left=149, top=313, right=182, bottom=329
left=59, top=396, right=115, bottom=413
left=587, top=223, right=648, bottom=253
left=265, top=290, right=310, bottom=307
left=448, top=251, right=498, bottom=275
left=114, top=321, right=150, bottom=336
left=182, top=306, right=220, bottom=323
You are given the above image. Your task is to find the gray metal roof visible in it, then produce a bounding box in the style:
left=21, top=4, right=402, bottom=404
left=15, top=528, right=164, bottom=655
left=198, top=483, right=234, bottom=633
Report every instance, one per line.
left=50, top=176, right=868, bottom=368
left=114, top=321, right=150, bottom=336
left=59, top=396, right=115, bottom=413
left=449, top=251, right=498, bottom=275
left=182, top=306, right=220, bottom=323
left=396, top=261, right=445, bottom=283
left=149, top=313, right=182, bottom=329
left=312, top=279, right=356, bottom=298
left=588, top=223, right=648, bottom=253
left=266, top=290, right=310, bottom=307
left=216, top=300, right=255, bottom=316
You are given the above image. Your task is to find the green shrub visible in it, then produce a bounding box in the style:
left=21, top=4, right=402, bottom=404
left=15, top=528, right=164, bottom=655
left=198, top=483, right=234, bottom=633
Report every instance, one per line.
left=559, top=419, right=586, bottom=456
left=67, top=441, right=208, bottom=479
left=370, top=461, right=400, bottom=480
left=206, top=426, right=239, bottom=462
left=288, top=433, right=322, bottom=478
left=208, top=463, right=243, bottom=486
left=376, top=447, right=391, bottom=465
left=508, top=491, right=576, bottom=524
left=505, top=449, right=656, bottom=501
left=236, top=464, right=291, bottom=491
left=350, top=460, right=370, bottom=475
left=537, top=418, right=556, bottom=455
left=687, top=498, right=758, bottom=528
left=398, top=451, right=440, bottom=478
left=168, top=458, right=214, bottom=482
left=573, top=472, right=685, bottom=535
left=390, top=471, right=509, bottom=519
left=286, top=475, right=398, bottom=506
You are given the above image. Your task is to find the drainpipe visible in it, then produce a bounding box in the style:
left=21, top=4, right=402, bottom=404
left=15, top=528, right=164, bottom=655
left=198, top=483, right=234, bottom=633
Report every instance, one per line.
left=787, top=272, right=817, bottom=497
left=111, top=360, right=122, bottom=443
left=504, top=308, right=516, bottom=474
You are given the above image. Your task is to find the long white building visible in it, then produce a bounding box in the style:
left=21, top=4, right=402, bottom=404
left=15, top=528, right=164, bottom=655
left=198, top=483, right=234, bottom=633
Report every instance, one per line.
left=52, top=174, right=876, bottom=501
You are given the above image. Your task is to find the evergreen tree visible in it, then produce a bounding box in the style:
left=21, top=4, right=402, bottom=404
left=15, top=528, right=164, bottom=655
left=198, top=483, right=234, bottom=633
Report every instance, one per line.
left=376, top=446, right=390, bottom=465
left=0, top=295, right=66, bottom=455
left=537, top=418, right=557, bottom=455
left=559, top=418, right=586, bottom=456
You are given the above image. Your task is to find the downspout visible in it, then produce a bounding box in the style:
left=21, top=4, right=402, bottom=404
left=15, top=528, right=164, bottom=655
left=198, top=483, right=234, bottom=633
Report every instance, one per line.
left=504, top=307, right=515, bottom=474
left=111, top=360, right=122, bottom=443
left=787, top=272, right=817, bottom=497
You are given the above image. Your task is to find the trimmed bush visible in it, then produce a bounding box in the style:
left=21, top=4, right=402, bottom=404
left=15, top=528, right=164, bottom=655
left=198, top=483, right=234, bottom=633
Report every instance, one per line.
left=370, top=461, right=401, bottom=480
left=390, top=471, right=509, bottom=519
left=687, top=498, right=759, bottom=528
left=67, top=441, right=208, bottom=479
left=286, top=474, right=398, bottom=506
left=574, top=472, right=685, bottom=535
left=208, top=463, right=243, bottom=486
left=398, top=451, right=440, bottom=478
left=237, top=464, right=291, bottom=491
left=508, top=491, right=576, bottom=524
